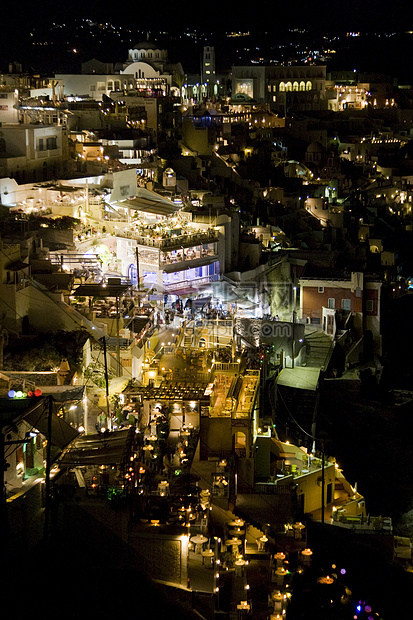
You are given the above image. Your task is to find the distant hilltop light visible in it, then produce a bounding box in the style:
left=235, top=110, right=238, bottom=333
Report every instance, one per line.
left=227, top=31, right=250, bottom=37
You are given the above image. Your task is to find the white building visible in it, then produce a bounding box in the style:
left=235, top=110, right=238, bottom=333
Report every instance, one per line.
left=53, top=74, right=136, bottom=101
left=232, top=65, right=327, bottom=115
left=0, top=123, right=66, bottom=183
left=0, top=89, right=19, bottom=124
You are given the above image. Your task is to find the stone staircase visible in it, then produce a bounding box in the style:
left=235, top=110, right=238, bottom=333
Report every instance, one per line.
left=304, top=330, right=333, bottom=368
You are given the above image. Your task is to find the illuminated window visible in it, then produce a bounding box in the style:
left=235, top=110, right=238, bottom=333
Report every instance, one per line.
left=286, top=82, right=292, bottom=91
left=306, top=81, right=312, bottom=91
left=279, top=82, right=285, bottom=92
left=293, top=81, right=299, bottom=91
left=300, top=81, right=305, bottom=91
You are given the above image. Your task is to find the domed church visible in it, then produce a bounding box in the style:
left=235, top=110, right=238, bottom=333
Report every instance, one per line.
left=120, top=40, right=185, bottom=97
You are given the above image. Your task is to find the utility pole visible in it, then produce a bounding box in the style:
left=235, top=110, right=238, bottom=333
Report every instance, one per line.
left=44, top=395, right=53, bottom=539
left=0, top=428, right=6, bottom=551
left=116, top=295, right=121, bottom=375
left=135, top=247, right=141, bottom=308
left=101, top=336, right=112, bottom=430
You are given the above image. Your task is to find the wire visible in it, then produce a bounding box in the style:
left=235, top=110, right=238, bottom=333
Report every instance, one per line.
left=275, top=383, right=319, bottom=443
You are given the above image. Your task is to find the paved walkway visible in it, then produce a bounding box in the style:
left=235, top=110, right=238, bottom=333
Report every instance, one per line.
left=188, top=549, right=215, bottom=592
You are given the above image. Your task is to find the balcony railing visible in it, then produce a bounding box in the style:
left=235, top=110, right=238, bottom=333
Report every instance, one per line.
left=163, top=274, right=219, bottom=292
left=160, top=247, right=217, bottom=266
left=132, top=229, right=219, bottom=250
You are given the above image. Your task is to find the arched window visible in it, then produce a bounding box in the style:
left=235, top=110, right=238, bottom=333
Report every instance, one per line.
left=279, top=82, right=285, bottom=92
left=300, top=81, right=306, bottom=91
left=128, top=264, right=137, bottom=285
left=286, top=82, right=292, bottom=92
left=293, top=81, right=299, bottom=91
left=306, top=81, right=312, bottom=91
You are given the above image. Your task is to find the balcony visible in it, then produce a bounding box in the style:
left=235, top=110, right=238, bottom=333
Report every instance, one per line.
left=163, top=273, right=219, bottom=293
left=132, top=229, right=219, bottom=250
left=161, top=244, right=217, bottom=267
left=160, top=229, right=219, bottom=250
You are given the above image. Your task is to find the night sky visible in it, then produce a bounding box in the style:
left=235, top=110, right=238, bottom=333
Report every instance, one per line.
left=5, top=0, right=413, bottom=35
left=2, top=0, right=413, bottom=78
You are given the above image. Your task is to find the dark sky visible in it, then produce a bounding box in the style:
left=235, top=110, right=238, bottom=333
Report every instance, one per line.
left=2, top=0, right=413, bottom=76
left=6, top=0, right=413, bottom=33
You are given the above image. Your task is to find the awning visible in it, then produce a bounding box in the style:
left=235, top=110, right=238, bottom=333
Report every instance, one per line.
left=276, top=367, right=321, bottom=391
left=228, top=376, right=243, bottom=400
left=71, top=283, right=131, bottom=298
left=127, top=316, right=150, bottom=334
left=59, top=428, right=134, bottom=466
left=7, top=260, right=30, bottom=271
left=36, top=385, right=85, bottom=402
left=108, top=187, right=179, bottom=217
left=4, top=396, right=80, bottom=449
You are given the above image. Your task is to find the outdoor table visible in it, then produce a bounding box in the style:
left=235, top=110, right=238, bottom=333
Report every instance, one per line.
left=293, top=522, right=305, bottom=539
left=270, top=590, right=284, bottom=611
left=225, top=537, right=241, bottom=551
left=190, top=534, right=208, bottom=554
left=257, top=535, right=268, bottom=551
left=300, top=548, right=313, bottom=565
left=201, top=549, right=215, bottom=566
left=273, top=551, right=286, bottom=567
left=273, top=566, right=288, bottom=585
left=317, top=575, right=334, bottom=585
left=234, top=558, right=246, bottom=576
